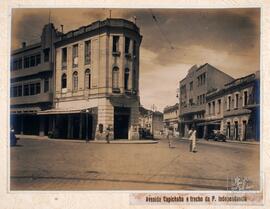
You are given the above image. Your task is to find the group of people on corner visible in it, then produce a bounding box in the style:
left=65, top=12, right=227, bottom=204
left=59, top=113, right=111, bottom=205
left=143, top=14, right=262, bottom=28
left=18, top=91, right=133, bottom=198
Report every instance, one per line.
left=166, top=126, right=197, bottom=153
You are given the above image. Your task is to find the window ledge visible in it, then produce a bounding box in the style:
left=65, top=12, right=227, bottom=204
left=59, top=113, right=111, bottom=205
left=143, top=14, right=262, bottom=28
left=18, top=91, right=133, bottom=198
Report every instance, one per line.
left=112, top=51, right=121, bottom=56
left=112, top=88, right=120, bottom=93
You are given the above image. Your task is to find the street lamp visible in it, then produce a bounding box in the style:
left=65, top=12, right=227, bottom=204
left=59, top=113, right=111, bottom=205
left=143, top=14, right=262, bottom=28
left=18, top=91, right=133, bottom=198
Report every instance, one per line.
left=86, top=109, right=89, bottom=141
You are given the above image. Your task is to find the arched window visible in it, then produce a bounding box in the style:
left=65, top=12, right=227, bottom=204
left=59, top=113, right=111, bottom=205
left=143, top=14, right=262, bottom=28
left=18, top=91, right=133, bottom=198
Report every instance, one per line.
left=124, top=68, right=129, bottom=90
left=112, top=67, right=119, bottom=89
left=73, top=71, right=78, bottom=91
left=61, top=73, right=67, bottom=89
left=85, top=69, right=91, bottom=89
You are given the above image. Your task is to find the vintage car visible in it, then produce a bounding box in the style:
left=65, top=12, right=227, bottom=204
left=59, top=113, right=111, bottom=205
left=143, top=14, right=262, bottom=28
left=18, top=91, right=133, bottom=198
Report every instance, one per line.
left=206, top=130, right=226, bottom=142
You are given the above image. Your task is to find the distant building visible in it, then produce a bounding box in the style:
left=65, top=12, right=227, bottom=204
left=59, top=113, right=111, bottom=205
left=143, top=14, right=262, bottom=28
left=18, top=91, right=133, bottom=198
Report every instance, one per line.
left=205, top=72, right=260, bottom=141
left=178, top=63, right=234, bottom=138
left=163, top=103, right=179, bottom=136
left=139, top=106, right=163, bottom=138
left=10, top=23, right=61, bottom=136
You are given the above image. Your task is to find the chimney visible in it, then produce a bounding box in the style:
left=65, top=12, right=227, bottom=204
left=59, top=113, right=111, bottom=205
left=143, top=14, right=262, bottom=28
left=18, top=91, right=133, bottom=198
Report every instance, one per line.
left=22, top=42, right=26, bottom=48
left=61, top=25, right=64, bottom=33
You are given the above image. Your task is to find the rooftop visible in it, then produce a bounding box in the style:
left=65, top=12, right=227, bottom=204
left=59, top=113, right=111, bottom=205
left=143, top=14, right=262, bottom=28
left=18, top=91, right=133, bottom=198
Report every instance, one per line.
left=58, top=18, right=140, bottom=43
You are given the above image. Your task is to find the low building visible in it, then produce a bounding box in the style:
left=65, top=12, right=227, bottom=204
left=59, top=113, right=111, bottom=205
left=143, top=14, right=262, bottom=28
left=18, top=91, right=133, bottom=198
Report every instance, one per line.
left=163, top=103, right=179, bottom=137
left=139, top=106, right=163, bottom=138
left=39, top=18, right=143, bottom=140
left=178, top=63, right=234, bottom=138
left=205, top=72, right=260, bottom=141
left=10, top=23, right=61, bottom=136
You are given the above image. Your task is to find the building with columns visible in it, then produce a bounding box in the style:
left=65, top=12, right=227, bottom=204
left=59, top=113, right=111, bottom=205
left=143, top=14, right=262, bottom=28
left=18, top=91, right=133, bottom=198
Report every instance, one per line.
left=205, top=72, right=260, bottom=141
left=39, top=18, right=142, bottom=140
left=178, top=63, right=234, bottom=138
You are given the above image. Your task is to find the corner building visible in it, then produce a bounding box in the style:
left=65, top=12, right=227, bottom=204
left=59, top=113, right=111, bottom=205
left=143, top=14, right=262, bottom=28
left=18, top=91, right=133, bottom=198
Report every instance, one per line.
left=48, top=19, right=142, bottom=140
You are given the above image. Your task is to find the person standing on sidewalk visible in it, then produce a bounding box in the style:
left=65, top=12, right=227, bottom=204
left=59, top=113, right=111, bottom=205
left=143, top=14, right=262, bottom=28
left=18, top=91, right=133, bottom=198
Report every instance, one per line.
left=167, top=126, right=173, bottom=148
left=188, top=127, right=197, bottom=152
left=105, top=125, right=111, bottom=144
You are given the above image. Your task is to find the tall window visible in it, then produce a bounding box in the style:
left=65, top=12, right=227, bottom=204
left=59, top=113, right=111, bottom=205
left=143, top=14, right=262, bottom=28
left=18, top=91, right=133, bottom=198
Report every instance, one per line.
left=24, top=57, right=30, bottom=68
left=73, top=71, right=78, bottom=91
left=218, top=99, right=221, bottom=114
left=62, top=48, right=67, bottom=68
left=190, top=81, right=193, bottom=91
left=112, top=67, right=119, bottom=89
left=85, top=40, right=91, bottom=65
left=23, top=84, right=29, bottom=96
left=125, top=37, right=130, bottom=54
left=243, top=91, right=248, bottom=106
left=208, top=103, right=211, bottom=115
left=227, top=95, right=231, bottom=110
left=44, top=78, right=49, bottom=92
left=61, top=73, right=67, bottom=89
left=85, top=69, right=91, bottom=89
left=212, top=101, right=215, bottom=115
left=72, top=44, right=78, bottom=67
left=124, top=68, right=129, bottom=90
left=44, top=48, right=50, bottom=62
left=235, top=93, right=239, bottom=109
left=133, top=40, right=137, bottom=58
left=112, top=36, right=119, bottom=53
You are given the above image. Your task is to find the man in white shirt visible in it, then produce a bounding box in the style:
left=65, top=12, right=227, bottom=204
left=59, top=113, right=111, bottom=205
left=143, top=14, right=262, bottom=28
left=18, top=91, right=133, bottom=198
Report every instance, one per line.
left=188, top=127, right=197, bottom=153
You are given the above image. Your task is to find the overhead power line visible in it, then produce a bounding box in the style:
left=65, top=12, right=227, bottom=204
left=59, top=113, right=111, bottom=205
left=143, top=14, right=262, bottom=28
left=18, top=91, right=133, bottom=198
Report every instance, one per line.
left=149, top=9, right=174, bottom=50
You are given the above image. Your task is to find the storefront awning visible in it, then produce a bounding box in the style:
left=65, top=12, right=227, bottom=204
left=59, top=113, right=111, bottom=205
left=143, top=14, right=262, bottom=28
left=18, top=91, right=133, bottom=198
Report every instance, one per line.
left=197, top=120, right=221, bottom=126
left=37, top=107, right=97, bottom=115
left=11, top=107, right=41, bottom=114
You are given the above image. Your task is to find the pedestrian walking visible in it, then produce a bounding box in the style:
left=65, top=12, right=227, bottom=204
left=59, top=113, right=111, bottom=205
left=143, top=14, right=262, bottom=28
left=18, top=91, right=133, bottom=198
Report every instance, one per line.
left=167, top=127, right=173, bottom=148
left=188, top=127, right=197, bottom=153
left=105, top=125, right=111, bottom=144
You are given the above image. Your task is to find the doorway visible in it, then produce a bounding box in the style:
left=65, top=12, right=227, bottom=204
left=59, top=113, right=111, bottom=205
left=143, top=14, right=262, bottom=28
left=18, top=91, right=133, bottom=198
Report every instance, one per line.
left=234, top=121, right=239, bottom=140
left=226, top=122, right=231, bottom=139
left=114, top=107, right=130, bottom=139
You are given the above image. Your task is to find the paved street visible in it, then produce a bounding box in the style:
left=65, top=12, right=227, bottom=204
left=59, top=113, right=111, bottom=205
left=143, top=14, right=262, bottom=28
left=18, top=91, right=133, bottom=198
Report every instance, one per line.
left=10, top=138, right=260, bottom=191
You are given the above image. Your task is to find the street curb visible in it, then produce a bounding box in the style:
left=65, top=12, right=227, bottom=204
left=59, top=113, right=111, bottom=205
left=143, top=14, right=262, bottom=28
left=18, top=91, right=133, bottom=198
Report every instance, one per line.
left=17, top=135, right=158, bottom=144
left=179, top=137, right=259, bottom=145
left=49, top=138, right=159, bottom=144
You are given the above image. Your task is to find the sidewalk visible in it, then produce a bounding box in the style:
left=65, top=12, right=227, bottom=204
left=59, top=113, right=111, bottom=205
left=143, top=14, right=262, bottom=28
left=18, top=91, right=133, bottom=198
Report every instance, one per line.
left=180, top=137, right=259, bottom=145
left=15, top=134, right=158, bottom=144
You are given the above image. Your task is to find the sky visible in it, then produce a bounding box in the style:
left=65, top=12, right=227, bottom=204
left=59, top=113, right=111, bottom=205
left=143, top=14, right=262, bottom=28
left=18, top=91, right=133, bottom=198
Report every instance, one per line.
left=11, top=8, right=260, bottom=111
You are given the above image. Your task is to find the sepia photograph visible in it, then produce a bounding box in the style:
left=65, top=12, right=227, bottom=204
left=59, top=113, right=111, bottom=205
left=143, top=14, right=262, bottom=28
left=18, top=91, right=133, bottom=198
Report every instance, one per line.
left=9, top=8, right=260, bottom=193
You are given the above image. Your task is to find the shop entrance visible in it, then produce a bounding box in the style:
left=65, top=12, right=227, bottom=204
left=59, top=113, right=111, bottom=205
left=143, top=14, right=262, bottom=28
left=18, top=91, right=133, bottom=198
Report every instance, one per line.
left=114, top=107, right=130, bottom=139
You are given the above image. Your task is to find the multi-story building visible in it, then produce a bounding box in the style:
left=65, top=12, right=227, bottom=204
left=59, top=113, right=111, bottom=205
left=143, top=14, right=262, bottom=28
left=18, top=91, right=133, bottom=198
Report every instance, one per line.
left=163, top=103, right=179, bottom=136
left=39, top=18, right=142, bottom=140
left=10, top=23, right=61, bottom=136
left=179, top=63, right=234, bottom=138
left=205, top=72, right=260, bottom=141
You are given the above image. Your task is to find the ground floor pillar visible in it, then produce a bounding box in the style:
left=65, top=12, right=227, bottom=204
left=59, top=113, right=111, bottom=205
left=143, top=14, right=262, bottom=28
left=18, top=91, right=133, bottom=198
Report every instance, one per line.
left=128, top=103, right=140, bottom=140
left=203, top=125, right=207, bottom=138
left=39, top=116, right=45, bottom=136
left=20, top=116, right=24, bottom=135
left=79, top=113, right=83, bottom=139
left=95, top=98, right=114, bottom=140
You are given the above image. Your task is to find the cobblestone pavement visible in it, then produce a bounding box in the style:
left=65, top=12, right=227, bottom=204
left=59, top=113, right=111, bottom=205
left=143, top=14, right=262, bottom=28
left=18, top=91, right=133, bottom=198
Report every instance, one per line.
left=10, top=138, right=260, bottom=191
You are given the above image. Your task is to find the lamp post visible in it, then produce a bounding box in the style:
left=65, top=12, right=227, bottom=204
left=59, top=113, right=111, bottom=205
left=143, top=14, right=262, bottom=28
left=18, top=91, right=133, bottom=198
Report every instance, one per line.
left=86, top=109, right=89, bottom=142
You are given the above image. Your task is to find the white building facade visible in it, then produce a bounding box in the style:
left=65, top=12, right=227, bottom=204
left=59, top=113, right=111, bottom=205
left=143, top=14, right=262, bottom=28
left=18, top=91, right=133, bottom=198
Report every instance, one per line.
left=41, top=19, right=142, bottom=140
